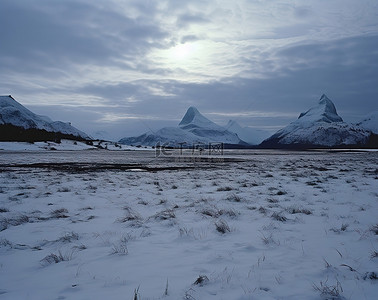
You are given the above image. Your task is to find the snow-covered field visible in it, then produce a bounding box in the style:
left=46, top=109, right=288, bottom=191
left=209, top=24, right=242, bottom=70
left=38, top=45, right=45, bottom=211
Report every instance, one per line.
left=0, top=140, right=151, bottom=151
left=0, top=150, right=377, bottom=299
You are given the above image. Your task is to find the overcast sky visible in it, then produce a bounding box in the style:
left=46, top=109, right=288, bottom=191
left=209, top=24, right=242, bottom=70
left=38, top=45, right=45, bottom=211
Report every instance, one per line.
left=1, top=0, right=378, bottom=140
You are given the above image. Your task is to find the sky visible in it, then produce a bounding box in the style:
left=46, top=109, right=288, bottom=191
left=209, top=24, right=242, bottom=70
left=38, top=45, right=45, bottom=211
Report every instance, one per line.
left=1, top=0, right=378, bottom=140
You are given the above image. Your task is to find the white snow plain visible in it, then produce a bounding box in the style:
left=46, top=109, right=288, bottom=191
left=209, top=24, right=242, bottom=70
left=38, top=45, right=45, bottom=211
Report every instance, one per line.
left=0, top=150, right=377, bottom=299
left=0, top=140, right=151, bottom=152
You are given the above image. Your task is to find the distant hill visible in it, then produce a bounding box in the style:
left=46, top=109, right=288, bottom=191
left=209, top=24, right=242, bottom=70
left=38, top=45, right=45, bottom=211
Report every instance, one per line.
left=0, top=95, right=90, bottom=142
left=225, top=120, right=270, bottom=145
left=356, top=111, right=378, bottom=134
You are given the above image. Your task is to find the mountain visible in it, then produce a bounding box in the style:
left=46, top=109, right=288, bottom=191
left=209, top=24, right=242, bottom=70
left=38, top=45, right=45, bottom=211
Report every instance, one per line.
left=356, top=111, right=378, bottom=134
left=0, top=95, right=90, bottom=141
left=119, top=107, right=246, bottom=147
left=120, top=127, right=210, bottom=146
left=178, top=107, right=242, bottom=144
left=225, top=120, right=270, bottom=145
left=179, top=106, right=219, bottom=130
left=260, top=94, right=375, bottom=148
left=297, top=94, right=343, bottom=123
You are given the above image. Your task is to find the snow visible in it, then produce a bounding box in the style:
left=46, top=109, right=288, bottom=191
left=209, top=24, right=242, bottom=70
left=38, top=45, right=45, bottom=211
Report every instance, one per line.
left=120, top=127, right=211, bottom=147
left=0, top=95, right=89, bottom=139
left=0, top=150, right=377, bottom=299
left=0, top=140, right=152, bottom=151
left=0, top=140, right=94, bottom=151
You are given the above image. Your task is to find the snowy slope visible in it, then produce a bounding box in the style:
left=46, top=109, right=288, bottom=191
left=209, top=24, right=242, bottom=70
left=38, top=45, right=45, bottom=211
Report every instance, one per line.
left=120, top=107, right=245, bottom=147
left=0, top=140, right=96, bottom=151
left=261, top=94, right=373, bottom=148
left=356, top=111, right=378, bottom=134
left=119, top=127, right=210, bottom=147
left=0, top=140, right=151, bottom=151
left=0, top=95, right=89, bottom=139
left=49, top=121, right=89, bottom=138
left=225, top=120, right=270, bottom=145
left=0, top=151, right=377, bottom=299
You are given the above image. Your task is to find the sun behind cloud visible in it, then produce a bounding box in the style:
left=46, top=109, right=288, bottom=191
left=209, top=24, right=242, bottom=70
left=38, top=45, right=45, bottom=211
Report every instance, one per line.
left=150, top=40, right=240, bottom=80
left=150, top=41, right=213, bottom=79
left=171, top=43, right=197, bottom=60
left=168, top=42, right=200, bottom=62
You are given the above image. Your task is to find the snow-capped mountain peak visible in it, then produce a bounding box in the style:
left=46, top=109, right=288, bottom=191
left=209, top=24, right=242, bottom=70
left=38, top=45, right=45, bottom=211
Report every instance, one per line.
left=178, top=107, right=242, bottom=144
left=179, top=106, right=217, bottom=129
left=179, top=106, right=199, bottom=125
left=298, top=94, right=343, bottom=123
left=260, top=94, right=374, bottom=148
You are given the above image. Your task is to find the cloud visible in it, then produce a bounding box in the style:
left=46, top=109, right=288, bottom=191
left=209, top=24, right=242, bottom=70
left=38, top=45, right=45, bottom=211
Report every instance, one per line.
left=271, top=35, right=378, bottom=113
left=31, top=33, right=376, bottom=135
left=176, top=13, right=210, bottom=28
left=293, top=5, right=313, bottom=19
left=1, top=0, right=378, bottom=140
left=181, top=35, right=202, bottom=44
left=1, top=2, right=110, bottom=70
left=0, top=0, right=168, bottom=74
left=76, top=82, right=141, bottom=104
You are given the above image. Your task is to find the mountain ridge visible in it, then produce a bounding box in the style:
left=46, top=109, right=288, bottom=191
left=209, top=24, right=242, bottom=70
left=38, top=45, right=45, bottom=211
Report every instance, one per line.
left=120, top=106, right=246, bottom=147
left=260, top=94, right=376, bottom=148
left=0, top=95, right=90, bottom=141
left=356, top=111, right=378, bottom=134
